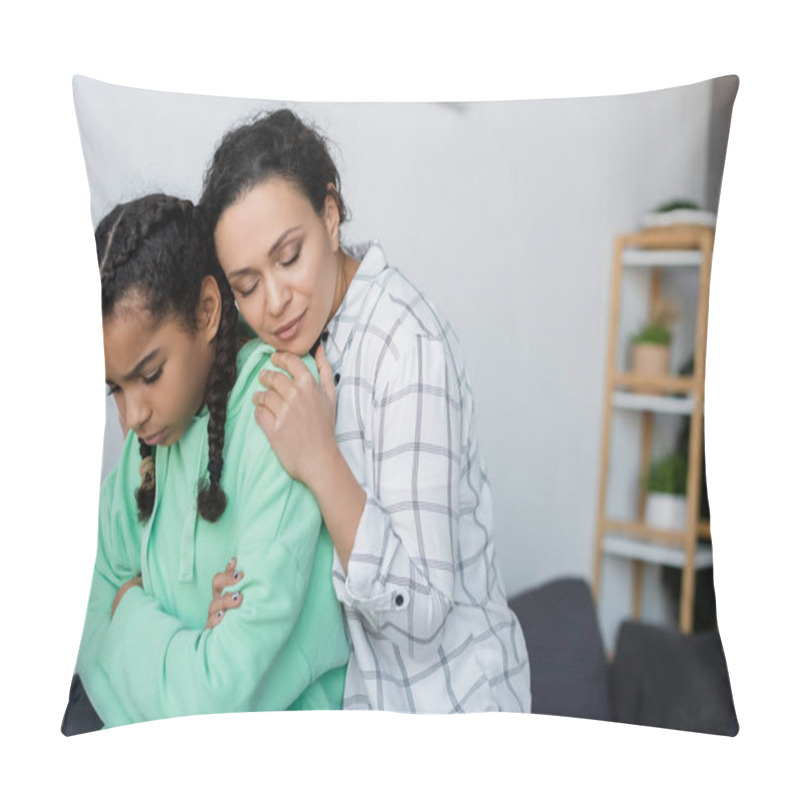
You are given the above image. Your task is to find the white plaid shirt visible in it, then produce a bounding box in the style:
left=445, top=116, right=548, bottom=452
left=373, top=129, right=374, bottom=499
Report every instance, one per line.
left=324, top=242, right=531, bottom=712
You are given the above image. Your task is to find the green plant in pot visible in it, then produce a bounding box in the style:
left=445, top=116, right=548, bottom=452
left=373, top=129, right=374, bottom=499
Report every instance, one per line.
left=643, top=452, right=688, bottom=530
left=642, top=198, right=716, bottom=230
left=653, top=199, right=700, bottom=214
left=630, top=298, right=677, bottom=393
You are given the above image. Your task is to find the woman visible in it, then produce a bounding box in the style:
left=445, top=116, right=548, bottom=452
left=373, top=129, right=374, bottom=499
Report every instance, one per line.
left=200, top=109, right=531, bottom=713
left=63, top=194, right=348, bottom=733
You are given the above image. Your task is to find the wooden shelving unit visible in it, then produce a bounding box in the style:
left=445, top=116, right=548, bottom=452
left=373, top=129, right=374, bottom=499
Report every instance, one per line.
left=592, top=225, right=715, bottom=633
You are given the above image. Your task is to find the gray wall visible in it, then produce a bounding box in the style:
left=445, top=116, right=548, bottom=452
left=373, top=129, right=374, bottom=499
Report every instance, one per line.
left=76, top=76, right=726, bottom=648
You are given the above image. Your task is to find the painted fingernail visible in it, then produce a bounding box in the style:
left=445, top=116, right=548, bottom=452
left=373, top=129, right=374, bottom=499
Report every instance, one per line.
left=233, top=571, right=240, bottom=579
left=216, top=610, right=224, bottom=618
left=231, top=592, right=240, bottom=602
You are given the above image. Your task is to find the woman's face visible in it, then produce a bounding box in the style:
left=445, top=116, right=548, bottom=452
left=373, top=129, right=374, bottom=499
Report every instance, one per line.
left=103, top=288, right=217, bottom=447
left=213, top=177, right=340, bottom=355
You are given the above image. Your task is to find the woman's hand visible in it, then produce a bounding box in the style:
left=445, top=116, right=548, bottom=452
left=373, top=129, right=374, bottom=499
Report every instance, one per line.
left=205, top=557, right=244, bottom=630
left=253, top=346, right=340, bottom=490
left=111, top=575, right=142, bottom=619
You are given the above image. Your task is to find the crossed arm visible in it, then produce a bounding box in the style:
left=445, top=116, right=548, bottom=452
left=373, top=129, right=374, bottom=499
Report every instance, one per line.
left=77, top=450, right=325, bottom=727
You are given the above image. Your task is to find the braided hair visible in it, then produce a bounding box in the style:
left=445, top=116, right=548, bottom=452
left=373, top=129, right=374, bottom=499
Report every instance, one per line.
left=199, top=108, right=348, bottom=231
left=97, top=194, right=238, bottom=523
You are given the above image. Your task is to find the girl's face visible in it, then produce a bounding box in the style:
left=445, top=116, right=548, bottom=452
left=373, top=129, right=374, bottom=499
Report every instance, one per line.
left=103, top=283, right=219, bottom=447
left=213, top=177, right=340, bottom=355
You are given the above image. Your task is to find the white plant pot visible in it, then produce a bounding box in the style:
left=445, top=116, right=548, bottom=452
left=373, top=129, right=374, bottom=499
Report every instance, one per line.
left=645, top=492, right=687, bottom=530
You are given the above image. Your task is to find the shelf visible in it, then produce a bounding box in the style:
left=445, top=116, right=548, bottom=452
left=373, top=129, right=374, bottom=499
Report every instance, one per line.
left=622, top=226, right=714, bottom=252
left=621, top=249, right=703, bottom=268
left=601, top=518, right=683, bottom=546
left=613, top=372, right=698, bottom=394
left=595, top=226, right=715, bottom=633
left=612, top=390, right=695, bottom=415
left=603, top=534, right=713, bottom=569
left=601, top=518, right=710, bottom=548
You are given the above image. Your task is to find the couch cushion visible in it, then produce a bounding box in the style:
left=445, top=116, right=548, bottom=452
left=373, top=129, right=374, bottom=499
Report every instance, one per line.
left=509, top=577, right=611, bottom=721
left=609, top=620, right=739, bottom=736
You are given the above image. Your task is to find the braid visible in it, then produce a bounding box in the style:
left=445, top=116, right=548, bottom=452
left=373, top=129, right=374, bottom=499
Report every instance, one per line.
left=134, top=439, right=156, bottom=522
left=98, top=195, right=196, bottom=319
left=196, top=266, right=238, bottom=522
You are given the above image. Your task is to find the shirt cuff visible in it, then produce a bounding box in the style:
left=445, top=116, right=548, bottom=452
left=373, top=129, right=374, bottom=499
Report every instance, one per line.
left=333, top=494, right=409, bottom=616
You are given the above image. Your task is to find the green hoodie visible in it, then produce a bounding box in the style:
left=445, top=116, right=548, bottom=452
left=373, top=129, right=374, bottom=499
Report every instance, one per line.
left=76, top=339, right=348, bottom=727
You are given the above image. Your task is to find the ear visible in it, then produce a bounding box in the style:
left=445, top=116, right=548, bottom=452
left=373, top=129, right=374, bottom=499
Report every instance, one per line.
left=197, top=275, right=222, bottom=343
left=323, top=184, right=341, bottom=252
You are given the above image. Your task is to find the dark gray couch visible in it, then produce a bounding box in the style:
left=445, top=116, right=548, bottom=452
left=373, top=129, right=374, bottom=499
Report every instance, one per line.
left=508, top=577, right=739, bottom=736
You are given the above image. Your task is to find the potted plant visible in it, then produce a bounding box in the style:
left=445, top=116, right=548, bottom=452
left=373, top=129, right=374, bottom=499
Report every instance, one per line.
left=643, top=452, right=688, bottom=530
left=641, top=198, right=717, bottom=229
left=630, top=298, right=677, bottom=393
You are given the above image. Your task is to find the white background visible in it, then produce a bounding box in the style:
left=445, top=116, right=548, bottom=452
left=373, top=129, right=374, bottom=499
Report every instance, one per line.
left=2, top=1, right=797, bottom=797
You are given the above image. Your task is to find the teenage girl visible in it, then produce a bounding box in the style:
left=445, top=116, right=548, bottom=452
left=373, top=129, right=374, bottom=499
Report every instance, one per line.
left=200, top=110, right=531, bottom=713
left=64, top=194, right=348, bottom=733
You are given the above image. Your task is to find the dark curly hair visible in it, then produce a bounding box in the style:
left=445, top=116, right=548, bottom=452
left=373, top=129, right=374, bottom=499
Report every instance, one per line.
left=199, top=108, right=348, bottom=230
left=97, top=194, right=238, bottom=523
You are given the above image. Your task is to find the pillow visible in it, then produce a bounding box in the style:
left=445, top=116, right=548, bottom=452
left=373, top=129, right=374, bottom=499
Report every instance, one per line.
left=66, top=74, right=738, bottom=734
left=609, top=620, right=739, bottom=735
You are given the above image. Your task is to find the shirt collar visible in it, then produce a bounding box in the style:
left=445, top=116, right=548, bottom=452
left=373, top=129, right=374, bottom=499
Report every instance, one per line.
left=324, top=240, right=387, bottom=366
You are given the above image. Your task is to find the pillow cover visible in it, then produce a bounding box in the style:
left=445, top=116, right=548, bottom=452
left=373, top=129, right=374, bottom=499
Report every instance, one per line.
left=65, top=74, right=738, bottom=734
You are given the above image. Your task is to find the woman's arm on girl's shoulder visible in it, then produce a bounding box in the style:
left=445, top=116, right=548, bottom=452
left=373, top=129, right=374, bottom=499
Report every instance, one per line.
left=254, top=347, right=366, bottom=571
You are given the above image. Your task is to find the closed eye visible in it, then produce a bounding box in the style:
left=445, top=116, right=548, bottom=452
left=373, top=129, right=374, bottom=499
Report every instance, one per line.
left=237, top=279, right=259, bottom=298
left=278, top=247, right=300, bottom=267
left=142, top=366, right=163, bottom=385
left=106, top=384, right=120, bottom=396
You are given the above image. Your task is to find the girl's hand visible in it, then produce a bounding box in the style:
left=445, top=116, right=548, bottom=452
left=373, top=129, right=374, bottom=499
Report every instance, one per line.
left=111, top=575, right=142, bottom=619
left=205, top=557, right=244, bottom=630
left=252, top=347, right=339, bottom=490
